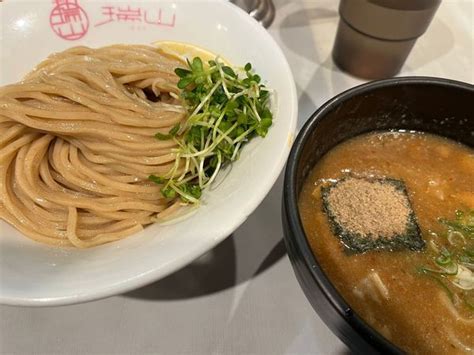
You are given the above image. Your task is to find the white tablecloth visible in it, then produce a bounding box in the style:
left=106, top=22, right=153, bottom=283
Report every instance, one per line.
left=1, top=0, right=472, bottom=354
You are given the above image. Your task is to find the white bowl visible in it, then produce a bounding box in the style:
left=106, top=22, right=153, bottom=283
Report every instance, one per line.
left=0, top=0, right=297, bottom=306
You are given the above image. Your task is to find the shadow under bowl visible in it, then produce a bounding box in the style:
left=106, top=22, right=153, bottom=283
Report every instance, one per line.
left=282, top=77, right=474, bottom=354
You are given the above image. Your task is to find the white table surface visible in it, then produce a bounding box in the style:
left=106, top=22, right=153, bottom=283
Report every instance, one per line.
left=1, top=0, right=472, bottom=354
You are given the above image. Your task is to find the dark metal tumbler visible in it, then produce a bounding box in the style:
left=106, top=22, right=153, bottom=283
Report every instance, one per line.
left=332, top=0, right=441, bottom=79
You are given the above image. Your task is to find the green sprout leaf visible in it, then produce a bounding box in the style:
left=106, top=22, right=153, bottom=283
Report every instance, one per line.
left=154, top=122, right=181, bottom=140
left=161, top=186, right=177, bottom=199
left=148, top=175, right=166, bottom=184
left=177, top=77, right=193, bottom=89
left=191, top=57, right=204, bottom=72
left=169, top=122, right=180, bottom=136
left=151, top=56, right=273, bottom=203
left=175, top=68, right=191, bottom=78
left=222, top=66, right=237, bottom=78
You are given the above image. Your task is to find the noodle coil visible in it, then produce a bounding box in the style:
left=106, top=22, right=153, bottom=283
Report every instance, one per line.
left=0, top=45, right=188, bottom=248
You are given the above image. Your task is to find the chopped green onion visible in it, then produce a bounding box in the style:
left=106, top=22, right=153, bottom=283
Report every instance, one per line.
left=436, top=248, right=452, bottom=266
left=418, top=209, right=474, bottom=315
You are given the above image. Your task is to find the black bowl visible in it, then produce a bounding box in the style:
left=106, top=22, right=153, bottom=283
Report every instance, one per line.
left=282, top=77, right=474, bottom=354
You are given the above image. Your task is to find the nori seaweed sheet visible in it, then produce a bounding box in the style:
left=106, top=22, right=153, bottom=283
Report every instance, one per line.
left=321, top=177, right=425, bottom=253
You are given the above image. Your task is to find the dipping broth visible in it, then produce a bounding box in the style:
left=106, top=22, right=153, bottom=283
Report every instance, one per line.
left=299, top=131, right=474, bottom=354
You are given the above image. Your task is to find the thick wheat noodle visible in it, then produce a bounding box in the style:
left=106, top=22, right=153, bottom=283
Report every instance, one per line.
left=2, top=82, right=185, bottom=125
left=0, top=44, right=189, bottom=248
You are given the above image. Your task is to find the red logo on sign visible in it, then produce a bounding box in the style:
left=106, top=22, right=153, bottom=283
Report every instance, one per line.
left=95, top=5, right=176, bottom=28
left=50, top=0, right=89, bottom=40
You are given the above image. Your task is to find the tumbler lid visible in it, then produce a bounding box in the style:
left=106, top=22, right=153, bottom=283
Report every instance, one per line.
left=339, top=0, right=441, bottom=41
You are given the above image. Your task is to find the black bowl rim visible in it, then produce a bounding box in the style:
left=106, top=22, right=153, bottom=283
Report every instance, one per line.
left=283, top=76, right=474, bottom=352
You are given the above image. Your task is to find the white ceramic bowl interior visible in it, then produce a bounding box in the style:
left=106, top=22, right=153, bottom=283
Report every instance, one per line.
left=0, top=0, right=297, bottom=306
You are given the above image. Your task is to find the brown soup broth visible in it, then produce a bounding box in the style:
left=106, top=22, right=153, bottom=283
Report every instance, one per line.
left=299, top=131, right=474, bottom=354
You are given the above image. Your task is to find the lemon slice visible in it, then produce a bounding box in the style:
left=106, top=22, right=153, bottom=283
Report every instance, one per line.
left=152, top=40, right=230, bottom=65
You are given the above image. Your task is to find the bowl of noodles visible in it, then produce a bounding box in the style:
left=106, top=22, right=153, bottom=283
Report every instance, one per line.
left=0, top=0, right=297, bottom=305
